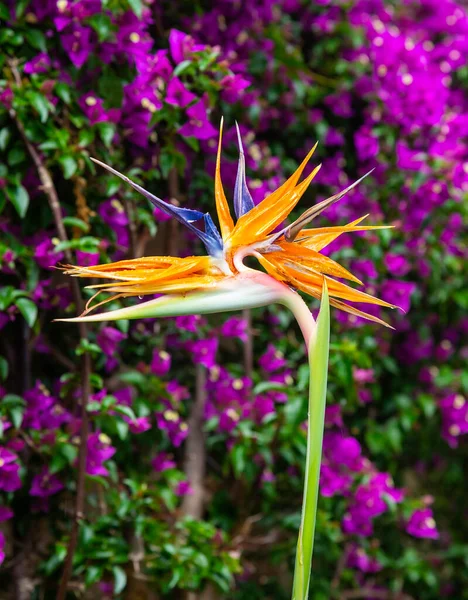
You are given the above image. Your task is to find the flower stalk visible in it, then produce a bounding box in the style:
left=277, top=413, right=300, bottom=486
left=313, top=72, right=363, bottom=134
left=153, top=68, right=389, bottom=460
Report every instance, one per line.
left=286, top=283, right=330, bottom=600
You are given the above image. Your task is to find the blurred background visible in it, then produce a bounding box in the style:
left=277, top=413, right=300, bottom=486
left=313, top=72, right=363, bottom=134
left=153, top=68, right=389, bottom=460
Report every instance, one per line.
left=0, top=0, right=466, bottom=598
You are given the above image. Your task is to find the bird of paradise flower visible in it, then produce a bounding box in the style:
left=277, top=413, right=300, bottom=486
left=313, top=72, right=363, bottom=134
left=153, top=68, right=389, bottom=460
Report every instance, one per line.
left=59, top=120, right=395, bottom=599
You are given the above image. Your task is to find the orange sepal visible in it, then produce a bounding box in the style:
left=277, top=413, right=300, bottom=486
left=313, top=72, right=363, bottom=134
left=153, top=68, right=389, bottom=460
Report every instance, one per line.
left=215, top=117, right=235, bottom=240
left=228, top=144, right=319, bottom=246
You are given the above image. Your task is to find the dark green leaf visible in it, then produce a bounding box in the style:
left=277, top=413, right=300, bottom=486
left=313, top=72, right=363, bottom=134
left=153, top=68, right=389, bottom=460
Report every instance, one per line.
left=0, top=127, right=11, bottom=151
left=7, top=147, right=26, bottom=167
left=7, top=184, right=29, bottom=218
left=55, top=82, right=72, bottom=104
left=97, top=122, right=116, bottom=147
left=0, top=356, right=8, bottom=381
left=24, top=28, right=46, bottom=51
left=16, top=298, right=37, bottom=327
left=62, top=216, right=90, bottom=232
left=59, top=155, right=78, bottom=179
left=29, top=92, right=50, bottom=123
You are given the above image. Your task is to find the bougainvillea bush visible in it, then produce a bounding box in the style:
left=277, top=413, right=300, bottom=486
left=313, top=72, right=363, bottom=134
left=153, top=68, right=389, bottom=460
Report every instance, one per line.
left=0, top=0, right=467, bottom=598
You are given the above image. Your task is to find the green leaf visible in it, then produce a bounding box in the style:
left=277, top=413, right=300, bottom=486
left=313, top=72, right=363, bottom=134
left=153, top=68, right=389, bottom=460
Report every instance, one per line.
left=15, top=0, right=29, bottom=18
left=9, top=406, right=23, bottom=429
left=24, top=28, right=46, bottom=51
left=16, top=298, right=37, bottom=327
left=0, top=3, right=10, bottom=20
left=7, top=184, right=29, bottom=218
left=62, top=216, right=89, bottom=232
left=113, top=566, right=127, bottom=595
left=0, top=356, right=8, bottom=381
left=7, top=147, right=26, bottom=167
left=97, top=122, right=116, bottom=147
left=29, top=92, right=50, bottom=123
left=0, top=127, right=11, bottom=151
left=114, top=405, right=136, bottom=420
left=59, top=155, right=78, bottom=179
left=115, top=419, right=129, bottom=440
left=173, top=60, right=192, bottom=77
left=88, top=13, right=113, bottom=41
left=55, top=82, right=72, bottom=104
left=127, top=0, right=142, bottom=18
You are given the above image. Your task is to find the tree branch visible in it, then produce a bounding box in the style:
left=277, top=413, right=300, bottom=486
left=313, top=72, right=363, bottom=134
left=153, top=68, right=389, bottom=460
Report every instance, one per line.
left=182, top=363, right=207, bottom=519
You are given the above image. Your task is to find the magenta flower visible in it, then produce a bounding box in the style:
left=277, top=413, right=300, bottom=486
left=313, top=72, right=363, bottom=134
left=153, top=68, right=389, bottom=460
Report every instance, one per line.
left=150, top=349, right=171, bottom=376
left=30, top=467, right=64, bottom=498
left=0, top=448, right=22, bottom=492
left=0, top=506, right=13, bottom=521
left=347, top=545, right=382, bottom=573
left=0, top=531, right=5, bottom=565
left=220, top=316, right=248, bottom=342
left=168, top=29, right=205, bottom=64
left=175, top=480, right=193, bottom=496
left=384, top=254, right=411, bottom=277
left=96, top=326, right=126, bottom=357
left=127, top=417, right=151, bottom=434
left=189, top=338, right=218, bottom=369
left=155, top=410, right=188, bottom=447
left=381, top=280, right=417, bottom=313
left=152, top=452, right=176, bottom=472
left=259, top=344, right=287, bottom=372
left=86, top=433, right=116, bottom=476
left=406, top=508, right=439, bottom=539
left=178, top=100, right=218, bottom=140
left=165, top=77, right=197, bottom=108
left=24, top=53, right=52, bottom=75
left=78, top=93, right=121, bottom=125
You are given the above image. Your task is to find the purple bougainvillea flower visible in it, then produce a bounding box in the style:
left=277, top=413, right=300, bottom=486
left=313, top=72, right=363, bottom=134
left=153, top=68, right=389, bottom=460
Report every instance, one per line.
left=175, top=480, right=193, bottom=496
left=152, top=452, right=176, bottom=472
left=24, top=52, right=51, bottom=75
left=165, top=77, right=197, bottom=108
left=86, top=432, right=116, bottom=476
left=406, top=508, right=439, bottom=539
left=0, top=448, right=22, bottom=492
left=79, top=93, right=121, bottom=125
left=0, top=506, right=13, bottom=522
left=96, top=326, right=126, bottom=357
left=150, top=349, right=171, bottom=376
left=30, top=467, right=64, bottom=498
left=178, top=100, right=218, bottom=140
left=189, top=338, right=218, bottom=369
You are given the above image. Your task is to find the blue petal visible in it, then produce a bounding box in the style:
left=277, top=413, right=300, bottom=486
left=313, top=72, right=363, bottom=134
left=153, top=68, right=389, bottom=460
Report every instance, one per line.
left=91, top=158, right=223, bottom=257
left=233, top=123, right=255, bottom=219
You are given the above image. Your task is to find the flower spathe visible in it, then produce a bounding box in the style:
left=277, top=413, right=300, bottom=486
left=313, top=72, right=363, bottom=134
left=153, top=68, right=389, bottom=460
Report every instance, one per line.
left=59, top=120, right=395, bottom=328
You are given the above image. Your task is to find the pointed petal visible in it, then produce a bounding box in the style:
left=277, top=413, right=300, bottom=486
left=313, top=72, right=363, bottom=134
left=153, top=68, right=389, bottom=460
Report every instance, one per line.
left=229, top=144, right=319, bottom=246
left=214, top=118, right=235, bottom=240
left=272, top=241, right=363, bottom=284
left=57, top=273, right=285, bottom=323
left=91, top=158, right=223, bottom=256
left=329, top=298, right=394, bottom=329
left=233, top=122, right=255, bottom=218
left=281, top=170, right=374, bottom=242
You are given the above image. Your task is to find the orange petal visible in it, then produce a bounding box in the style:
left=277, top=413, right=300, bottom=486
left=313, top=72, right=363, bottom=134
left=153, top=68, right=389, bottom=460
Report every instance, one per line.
left=228, top=144, right=319, bottom=246
left=215, top=117, right=234, bottom=240
left=284, top=171, right=373, bottom=241
left=84, top=257, right=214, bottom=290
left=296, top=219, right=393, bottom=252
left=329, top=298, right=394, bottom=329
left=273, top=241, right=363, bottom=284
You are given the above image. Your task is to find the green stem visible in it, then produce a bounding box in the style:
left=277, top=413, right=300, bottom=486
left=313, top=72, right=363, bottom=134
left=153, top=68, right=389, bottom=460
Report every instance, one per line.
left=283, top=283, right=330, bottom=600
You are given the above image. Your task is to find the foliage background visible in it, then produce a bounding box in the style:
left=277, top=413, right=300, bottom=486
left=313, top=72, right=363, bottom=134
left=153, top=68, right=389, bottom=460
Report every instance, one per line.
left=0, top=0, right=467, bottom=598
